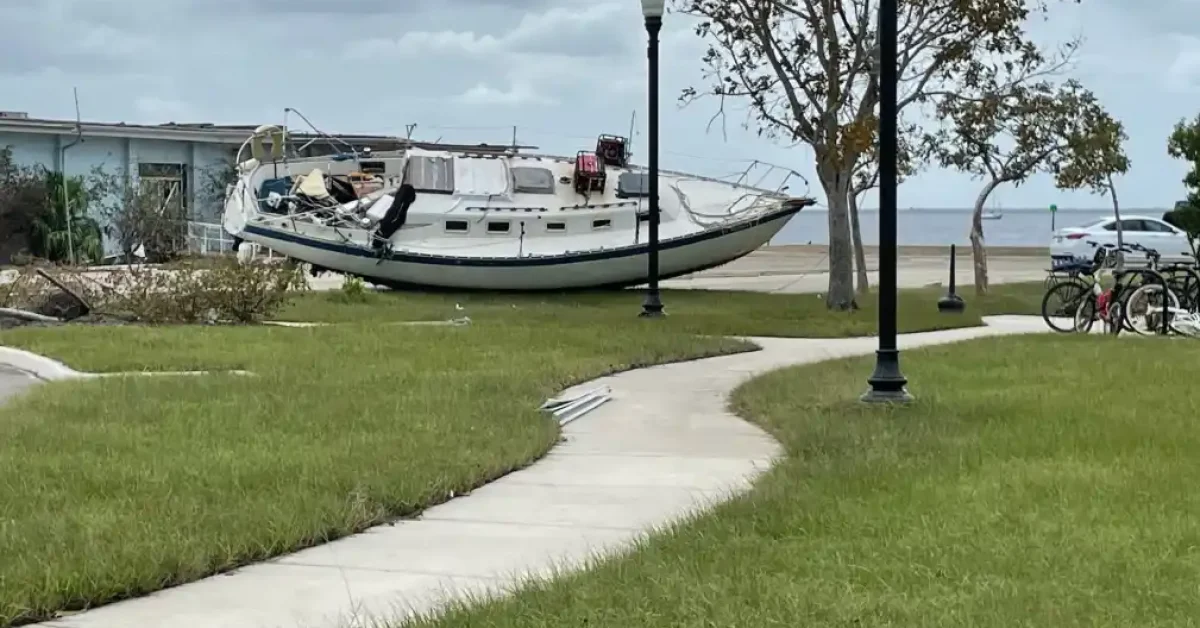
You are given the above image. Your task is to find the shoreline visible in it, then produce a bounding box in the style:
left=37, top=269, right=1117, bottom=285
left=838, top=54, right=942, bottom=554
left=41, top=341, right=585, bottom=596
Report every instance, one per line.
left=764, top=244, right=1049, bottom=257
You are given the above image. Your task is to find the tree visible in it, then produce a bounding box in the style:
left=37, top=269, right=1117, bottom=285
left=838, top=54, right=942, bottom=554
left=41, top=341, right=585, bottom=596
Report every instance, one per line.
left=1165, top=114, right=1200, bottom=257
left=196, top=161, right=239, bottom=218
left=1060, top=118, right=1130, bottom=269
left=0, top=147, right=104, bottom=265
left=1166, top=116, right=1200, bottom=257
left=31, top=172, right=105, bottom=264
left=0, top=146, right=48, bottom=261
left=88, top=165, right=189, bottom=264
left=847, top=117, right=921, bottom=294
left=929, top=78, right=1127, bottom=293
left=849, top=163, right=875, bottom=294
left=1163, top=202, right=1200, bottom=258
left=1167, top=114, right=1200, bottom=203
left=678, top=0, right=1074, bottom=310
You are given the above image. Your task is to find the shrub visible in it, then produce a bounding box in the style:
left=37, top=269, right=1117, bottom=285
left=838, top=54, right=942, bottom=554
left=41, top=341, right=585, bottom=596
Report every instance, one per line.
left=0, top=147, right=104, bottom=265
left=329, top=274, right=369, bottom=304
left=87, top=165, right=189, bottom=264
left=0, top=258, right=308, bottom=325
left=199, top=258, right=309, bottom=323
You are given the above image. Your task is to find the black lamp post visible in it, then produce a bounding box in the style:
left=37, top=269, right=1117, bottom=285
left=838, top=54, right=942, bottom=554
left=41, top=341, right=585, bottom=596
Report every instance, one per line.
left=862, top=0, right=911, bottom=403
left=937, top=244, right=966, bottom=313
left=639, top=0, right=665, bottom=318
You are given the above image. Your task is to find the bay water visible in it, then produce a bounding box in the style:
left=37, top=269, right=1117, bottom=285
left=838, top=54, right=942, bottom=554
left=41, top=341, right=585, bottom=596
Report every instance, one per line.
left=770, top=207, right=1166, bottom=248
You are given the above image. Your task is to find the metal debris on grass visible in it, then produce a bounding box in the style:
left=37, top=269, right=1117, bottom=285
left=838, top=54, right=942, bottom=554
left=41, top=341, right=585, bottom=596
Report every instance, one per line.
left=540, top=385, right=612, bottom=426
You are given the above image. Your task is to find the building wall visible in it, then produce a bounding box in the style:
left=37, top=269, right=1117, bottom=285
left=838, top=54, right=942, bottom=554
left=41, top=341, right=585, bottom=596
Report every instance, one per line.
left=0, top=131, right=237, bottom=257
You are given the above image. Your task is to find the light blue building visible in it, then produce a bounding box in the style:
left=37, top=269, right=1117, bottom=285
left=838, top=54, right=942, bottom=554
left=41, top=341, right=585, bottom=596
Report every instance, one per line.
left=0, top=110, right=408, bottom=258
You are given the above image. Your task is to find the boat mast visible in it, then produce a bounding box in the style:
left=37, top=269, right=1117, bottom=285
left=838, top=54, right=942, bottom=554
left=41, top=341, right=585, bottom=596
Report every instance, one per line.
left=627, top=110, right=636, bottom=162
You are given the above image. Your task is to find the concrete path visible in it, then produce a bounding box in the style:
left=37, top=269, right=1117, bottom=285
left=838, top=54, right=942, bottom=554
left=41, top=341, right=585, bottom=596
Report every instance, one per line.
left=0, top=363, right=39, bottom=400
left=25, top=315, right=1052, bottom=628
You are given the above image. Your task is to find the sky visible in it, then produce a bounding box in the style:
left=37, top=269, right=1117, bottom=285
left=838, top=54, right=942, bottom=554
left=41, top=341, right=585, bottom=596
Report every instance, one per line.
left=0, top=0, right=1196, bottom=210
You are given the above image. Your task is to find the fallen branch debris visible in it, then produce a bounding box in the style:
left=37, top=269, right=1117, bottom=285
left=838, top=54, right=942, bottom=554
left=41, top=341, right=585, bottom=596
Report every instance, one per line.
left=0, top=307, right=62, bottom=323
left=0, top=257, right=308, bottom=327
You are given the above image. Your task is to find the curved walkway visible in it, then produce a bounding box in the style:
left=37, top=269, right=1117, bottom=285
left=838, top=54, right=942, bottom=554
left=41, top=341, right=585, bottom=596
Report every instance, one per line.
left=26, top=315, right=1050, bottom=628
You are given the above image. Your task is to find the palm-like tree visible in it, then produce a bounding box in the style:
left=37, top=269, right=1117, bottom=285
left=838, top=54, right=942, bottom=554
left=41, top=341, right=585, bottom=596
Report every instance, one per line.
left=29, top=171, right=104, bottom=264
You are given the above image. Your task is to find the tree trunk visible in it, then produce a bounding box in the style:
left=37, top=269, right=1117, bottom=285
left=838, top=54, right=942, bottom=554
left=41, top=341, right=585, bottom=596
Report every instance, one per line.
left=1109, top=174, right=1124, bottom=271
left=970, top=179, right=1001, bottom=295
left=849, top=189, right=870, bottom=294
left=823, top=175, right=857, bottom=310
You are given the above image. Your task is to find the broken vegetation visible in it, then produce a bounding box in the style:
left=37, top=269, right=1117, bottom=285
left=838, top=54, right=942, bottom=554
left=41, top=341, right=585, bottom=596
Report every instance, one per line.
left=0, top=257, right=308, bottom=327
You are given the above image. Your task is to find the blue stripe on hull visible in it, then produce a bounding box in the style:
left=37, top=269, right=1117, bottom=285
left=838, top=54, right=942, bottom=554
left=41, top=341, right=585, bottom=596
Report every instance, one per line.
left=242, top=200, right=806, bottom=269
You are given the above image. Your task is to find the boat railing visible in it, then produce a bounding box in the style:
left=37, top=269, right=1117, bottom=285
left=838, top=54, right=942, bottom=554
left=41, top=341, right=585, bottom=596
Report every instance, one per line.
left=284, top=107, right=365, bottom=162
left=731, top=160, right=809, bottom=197
left=676, top=188, right=779, bottom=226
left=187, top=221, right=280, bottom=258
left=235, top=107, right=371, bottom=169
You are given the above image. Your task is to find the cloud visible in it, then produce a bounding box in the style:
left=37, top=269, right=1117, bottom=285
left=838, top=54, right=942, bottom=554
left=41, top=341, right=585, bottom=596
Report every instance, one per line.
left=134, top=97, right=197, bottom=121
left=1166, top=35, right=1200, bottom=93
left=0, top=0, right=1196, bottom=211
left=341, top=2, right=641, bottom=105
left=342, top=31, right=502, bottom=60
left=501, top=4, right=632, bottom=57
left=453, top=83, right=557, bottom=106
left=342, top=2, right=638, bottom=61
left=0, top=10, right=154, bottom=75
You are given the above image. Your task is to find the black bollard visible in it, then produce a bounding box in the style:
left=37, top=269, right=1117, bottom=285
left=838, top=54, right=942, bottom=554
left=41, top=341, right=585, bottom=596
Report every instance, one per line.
left=937, top=244, right=967, bottom=313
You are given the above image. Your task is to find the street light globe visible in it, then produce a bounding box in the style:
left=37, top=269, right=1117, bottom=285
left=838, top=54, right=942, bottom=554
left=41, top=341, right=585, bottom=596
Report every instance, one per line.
left=641, top=0, right=665, bottom=17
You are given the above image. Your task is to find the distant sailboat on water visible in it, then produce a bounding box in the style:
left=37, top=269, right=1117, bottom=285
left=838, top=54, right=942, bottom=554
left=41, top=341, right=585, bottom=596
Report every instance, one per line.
left=982, top=197, right=1003, bottom=220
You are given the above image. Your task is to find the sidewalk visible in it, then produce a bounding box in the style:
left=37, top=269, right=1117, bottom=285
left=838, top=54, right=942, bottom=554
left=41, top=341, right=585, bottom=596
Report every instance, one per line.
left=26, top=316, right=1051, bottom=628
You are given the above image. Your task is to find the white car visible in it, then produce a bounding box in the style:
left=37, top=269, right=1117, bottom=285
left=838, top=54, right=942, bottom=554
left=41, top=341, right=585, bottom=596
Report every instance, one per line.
left=1050, top=215, right=1196, bottom=267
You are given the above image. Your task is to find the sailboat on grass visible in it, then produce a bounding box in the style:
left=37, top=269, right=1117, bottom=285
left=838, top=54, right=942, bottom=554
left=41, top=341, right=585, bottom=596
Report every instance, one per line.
left=221, top=122, right=816, bottom=291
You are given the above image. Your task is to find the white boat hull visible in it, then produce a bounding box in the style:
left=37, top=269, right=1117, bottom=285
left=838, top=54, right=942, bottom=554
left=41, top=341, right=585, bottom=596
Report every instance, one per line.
left=239, top=204, right=801, bottom=290
left=222, top=130, right=813, bottom=291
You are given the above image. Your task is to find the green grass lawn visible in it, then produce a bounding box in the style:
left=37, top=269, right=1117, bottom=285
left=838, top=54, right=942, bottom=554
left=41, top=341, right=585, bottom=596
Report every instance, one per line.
left=0, top=279, right=1047, bottom=626
left=410, top=334, right=1200, bottom=627
left=278, top=281, right=1046, bottom=337
left=0, top=322, right=749, bottom=627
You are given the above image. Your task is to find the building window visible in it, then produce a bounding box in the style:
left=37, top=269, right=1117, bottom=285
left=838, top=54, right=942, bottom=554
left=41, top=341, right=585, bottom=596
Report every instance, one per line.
left=137, top=162, right=189, bottom=217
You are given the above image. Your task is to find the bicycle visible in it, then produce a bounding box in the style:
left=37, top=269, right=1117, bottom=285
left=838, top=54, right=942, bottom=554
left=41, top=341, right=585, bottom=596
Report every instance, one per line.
left=1161, top=261, right=1200, bottom=313
left=1041, top=254, right=1101, bottom=333
left=1113, top=243, right=1182, bottom=336
left=1119, top=265, right=1200, bottom=338
left=1064, top=241, right=1168, bottom=335
left=1042, top=242, right=1136, bottom=333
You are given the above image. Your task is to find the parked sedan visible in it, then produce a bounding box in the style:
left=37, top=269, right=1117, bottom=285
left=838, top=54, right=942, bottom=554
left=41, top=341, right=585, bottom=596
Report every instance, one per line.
left=1050, top=215, right=1195, bottom=266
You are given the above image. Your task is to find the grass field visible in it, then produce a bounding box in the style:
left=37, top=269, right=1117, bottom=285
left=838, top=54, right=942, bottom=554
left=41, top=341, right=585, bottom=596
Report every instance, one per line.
left=410, top=334, right=1200, bottom=627
left=0, top=279, right=1048, bottom=626
left=278, top=282, right=1046, bottom=337
left=0, top=322, right=750, bottom=627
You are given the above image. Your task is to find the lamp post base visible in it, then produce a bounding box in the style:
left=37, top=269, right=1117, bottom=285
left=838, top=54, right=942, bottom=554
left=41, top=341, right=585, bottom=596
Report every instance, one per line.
left=937, top=293, right=965, bottom=313
left=861, top=349, right=912, bottom=403
left=639, top=291, right=665, bottom=318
